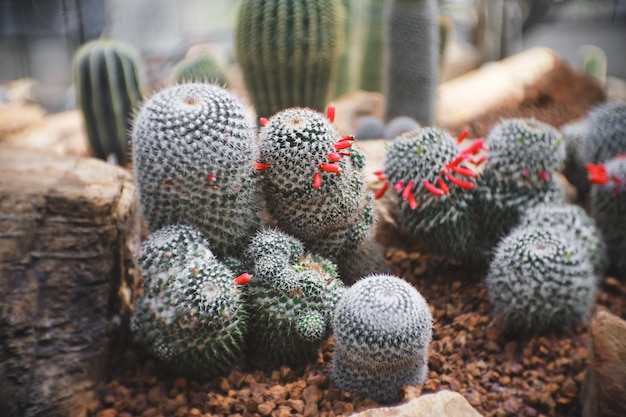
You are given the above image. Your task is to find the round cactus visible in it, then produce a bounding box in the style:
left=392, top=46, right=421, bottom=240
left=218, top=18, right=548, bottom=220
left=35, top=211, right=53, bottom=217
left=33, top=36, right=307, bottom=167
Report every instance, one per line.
left=486, top=226, right=597, bottom=334
left=331, top=274, right=433, bottom=404
left=243, top=228, right=344, bottom=368
left=131, top=224, right=247, bottom=378
left=518, top=202, right=607, bottom=277
left=560, top=120, right=591, bottom=200
left=355, top=115, right=385, bottom=140
left=382, top=116, right=420, bottom=140
left=581, top=101, right=626, bottom=164
left=172, top=54, right=228, bottom=86
left=132, top=83, right=261, bottom=258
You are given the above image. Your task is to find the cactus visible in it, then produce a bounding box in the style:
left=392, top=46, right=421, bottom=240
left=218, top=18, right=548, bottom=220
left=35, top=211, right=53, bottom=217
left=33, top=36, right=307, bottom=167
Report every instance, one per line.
left=72, top=38, right=143, bottom=165
left=518, top=202, right=607, bottom=277
left=172, top=53, right=228, bottom=86
left=243, top=228, right=344, bottom=368
left=476, top=118, right=566, bottom=254
left=334, top=0, right=353, bottom=98
left=256, top=107, right=386, bottom=283
left=587, top=155, right=626, bottom=278
left=383, top=0, right=439, bottom=125
left=581, top=101, right=626, bottom=164
left=331, top=274, right=433, bottom=404
left=382, top=116, right=420, bottom=140
left=355, top=115, right=385, bottom=140
left=234, top=0, right=344, bottom=118
left=560, top=120, right=592, bottom=201
left=381, top=127, right=484, bottom=266
left=359, top=0, right=386, bottom=93
left=486, top=226, right=597, bottom=334
left=131, top=83, right=261, bottom=258
left=131, top=224, right=247, bottom=378
left=438, top=14, right=453, bottom=65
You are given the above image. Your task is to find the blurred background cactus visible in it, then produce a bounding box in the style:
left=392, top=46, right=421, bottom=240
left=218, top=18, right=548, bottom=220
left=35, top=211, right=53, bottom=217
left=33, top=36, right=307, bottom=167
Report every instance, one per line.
left=72, top=38, right=143, bottom=165
left=172, top=53, right=228, bottom=86
left=234, top=0, right=345, bottom=118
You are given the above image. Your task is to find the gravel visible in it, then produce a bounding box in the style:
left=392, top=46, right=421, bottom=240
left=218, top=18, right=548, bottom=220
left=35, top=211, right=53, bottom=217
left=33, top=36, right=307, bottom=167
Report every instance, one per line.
left=88, top=249, right=626, bottom=417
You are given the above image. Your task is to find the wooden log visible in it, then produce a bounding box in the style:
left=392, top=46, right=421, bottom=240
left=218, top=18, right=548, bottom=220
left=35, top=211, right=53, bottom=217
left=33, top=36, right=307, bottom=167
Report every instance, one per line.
left=0, top=143, right=140, bottom=417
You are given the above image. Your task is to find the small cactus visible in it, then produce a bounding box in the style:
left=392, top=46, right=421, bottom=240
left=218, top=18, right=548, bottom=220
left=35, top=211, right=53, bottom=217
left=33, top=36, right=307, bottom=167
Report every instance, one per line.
left=382, top=116, right=420, bottom=140
left=72, top=38, right=143, bottom=165
left=131, top=224, right=247, bottom=378
left=355, top=115, right=385, bottom=140
left=486, top=226, right=597, bottom=334
left=172, top=53, right=228, bottom=86
left=331, top=274, right=433, bottom=404
left=131, top=83, right=261, bottom=258
left=243, top=229, right=344, bottom=368
left=581, top=101, right=626, bottom=164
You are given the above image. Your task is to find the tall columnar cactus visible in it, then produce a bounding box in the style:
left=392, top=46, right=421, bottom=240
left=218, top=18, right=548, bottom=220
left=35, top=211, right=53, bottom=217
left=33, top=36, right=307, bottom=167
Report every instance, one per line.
left=359, top=0, right=386, bottom=93
left=331, top=274, right=433, bottom=404
left=383, top=0, right=439, bottom=125
left=486, top=226, right=597, bottom=334
left=72, top=38, right=143, bottom=165
left=243, top=229, right=344, bottom=368
left=476, top=118, right=566, bottom=253
left=234, top=0, right=344, bottom=118
left=256, top=107, right=386, bottom=283
left=587, top=155, right=626, bottom=278
left=381, top=127, right=484, bottom=266
left=518, top=202, right=607, bottom=277
left=172, top=53, right=228, bottom=86
left=580, top=101, right=626, bottom=164
left=131, top=83, right=261, bottom=258
left=131, top=224, right=247, bottom=378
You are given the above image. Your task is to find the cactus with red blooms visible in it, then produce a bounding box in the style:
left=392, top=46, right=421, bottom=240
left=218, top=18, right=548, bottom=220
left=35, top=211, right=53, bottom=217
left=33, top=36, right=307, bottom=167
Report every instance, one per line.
left=256, top=106, right=387, bottom=284
left=587, top=155, right=626, bottom=278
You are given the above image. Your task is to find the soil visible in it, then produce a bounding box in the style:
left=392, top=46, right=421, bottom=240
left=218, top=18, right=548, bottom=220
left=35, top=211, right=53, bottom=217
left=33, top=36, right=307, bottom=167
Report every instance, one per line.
left=88, top=249, right=626, bottom=417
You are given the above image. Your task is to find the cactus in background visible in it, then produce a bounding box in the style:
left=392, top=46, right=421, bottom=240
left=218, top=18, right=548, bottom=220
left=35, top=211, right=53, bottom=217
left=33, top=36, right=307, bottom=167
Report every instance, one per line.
left=383, top=0, right=439, bottom=125
left=131, top=224, right=247, bottom=378
left=256, top=107, right=386, bottom=283
left=331, top=274, right=432, bottom=404
left=476, top=118, right=566, bottom=254
left=234, top=0, right=344, bottom=118
left=359, top=0, right=386, bottom=93
left=334, top=0, right=353, bottom=98
left=355, top=115, right=385, bottom=140
left=243, top=229, right=344, bottom=368
left=486, top=226, right=597, bottom=334
left=381, top=127, right=484, bottom=266
left=560, top=120, right=592, bottom=201
left=581, top=101, right=626, bottom=164
left=587, top=156, right=626, bottom=278
left=172, top=53, right=228, bottom=86
left=382, top=116, right=420, bottom=140
left=438, top=14, right=453, bottom=65
left=131, top=83, right=261, bottom=258
left=72, top=38, right=143, bottom=165
left=518, top=202, right=607, bottom=277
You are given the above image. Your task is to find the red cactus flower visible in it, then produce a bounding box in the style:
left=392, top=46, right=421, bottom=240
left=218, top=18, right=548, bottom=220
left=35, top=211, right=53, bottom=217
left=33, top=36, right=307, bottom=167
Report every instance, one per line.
left=586, top=162, right=609, bottom=185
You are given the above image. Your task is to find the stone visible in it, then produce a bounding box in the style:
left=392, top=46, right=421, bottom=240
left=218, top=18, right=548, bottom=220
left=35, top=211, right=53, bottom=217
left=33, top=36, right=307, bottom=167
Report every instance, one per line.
left=581, top=309, right=626, bottom=417
left=0, top=143, right=140, bottom=417
left=349, top=390, right=483, bottom=417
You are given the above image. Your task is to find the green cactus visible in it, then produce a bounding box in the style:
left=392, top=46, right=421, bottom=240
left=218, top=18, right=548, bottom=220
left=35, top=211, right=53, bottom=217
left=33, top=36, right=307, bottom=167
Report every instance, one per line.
left=476, top=118, right=566, bottom=254
left=485, top=226, right=597, bottom=334
left=382, top=116, right=420, bottom=140
left=256, top=107, right=386, bottom=283
left=383, top=0, right=439, bottom=125
left=560, top=120, right=592, bottom=201
left=243, top=228, right=344, bottom=368
left=131, top=83, right=261, bottom=259
left=331, top=274, right=433, bottom=404
left=518, top=202, right=607, bottom=277
left=234, top=0, right=344, bottom=118
left=72, top=38, right=143, bottom=165
left=382, top=127, right=483, bottom=266
left=334, top=0, right=353, bottom=98
left=359, top=0, right=386, bottom=93
left=581, top=101, right=626, bottom=164
left=588, top=156, right=626, bottom=278
left=131, top=224, right=247, bottom=378
left=172, top=53, right=228, bottom=86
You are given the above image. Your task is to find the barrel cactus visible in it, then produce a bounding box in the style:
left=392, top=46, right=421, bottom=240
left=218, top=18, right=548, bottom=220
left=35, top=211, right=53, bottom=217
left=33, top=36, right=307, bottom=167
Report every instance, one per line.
left=243, top=228, right=344, bottom=368
left=172, top=53, right=228, bottom=86
left=234, top=0, right=344, bottom=118
left=72, top=38, right=143, bottom=165
left=486, top=226, right=597, bottom=334
left=131, top=224, right=247, bottom=378
left=331, top=274, right=433, bottom=404
left=131, top=83, right=261, bottom=258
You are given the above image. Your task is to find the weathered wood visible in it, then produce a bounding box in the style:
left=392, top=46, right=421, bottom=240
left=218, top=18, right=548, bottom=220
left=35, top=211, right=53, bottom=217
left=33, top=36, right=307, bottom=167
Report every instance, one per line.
left=0, top=143, right=140, bottom=417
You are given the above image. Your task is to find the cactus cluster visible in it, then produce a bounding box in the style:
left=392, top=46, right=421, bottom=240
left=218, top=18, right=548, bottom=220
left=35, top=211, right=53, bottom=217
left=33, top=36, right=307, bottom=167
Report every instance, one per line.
left=131, top=225, right=247, bottom=378
left=72, top=38, right=143, bottom=165
left=485, top=226, right=597, bottom=333
left=243, top=229, right=344, bottom=368
left=131, top=83, right=261, bottom=258
left=234, top=0, right=344, bottom=118
left=331, top=274, right=433, bottom=404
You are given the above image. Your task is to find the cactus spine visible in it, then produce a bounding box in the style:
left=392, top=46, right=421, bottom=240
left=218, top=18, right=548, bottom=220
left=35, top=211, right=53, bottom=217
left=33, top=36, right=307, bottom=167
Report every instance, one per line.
left=72, top=39, right=143, bottom=165
left=235, top=0, right=344, bottom=118
left=383, top=0, right=439, bottom=125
